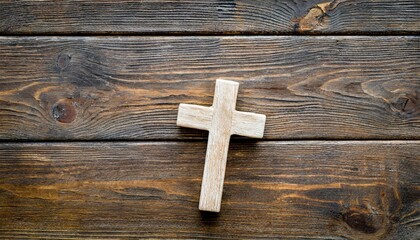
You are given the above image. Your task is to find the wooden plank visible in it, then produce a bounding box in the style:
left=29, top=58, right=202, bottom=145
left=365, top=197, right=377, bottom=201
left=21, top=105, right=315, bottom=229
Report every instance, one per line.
left=0, top=0, right=419, bottom=34
left=0, top=36, right=419, bottom=140
left=0, top=141, right=418, bottom=239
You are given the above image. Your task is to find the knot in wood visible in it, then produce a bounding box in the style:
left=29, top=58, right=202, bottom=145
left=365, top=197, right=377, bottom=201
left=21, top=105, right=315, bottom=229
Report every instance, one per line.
left=56, top=53, right=71, bottom=70
left=390, top=93, right=418, bottom=115
left=295, top=1, right=332, bottom=32
left=342, top=209, right=382, bottom=234
left=52, top=100, right=76, bottom=123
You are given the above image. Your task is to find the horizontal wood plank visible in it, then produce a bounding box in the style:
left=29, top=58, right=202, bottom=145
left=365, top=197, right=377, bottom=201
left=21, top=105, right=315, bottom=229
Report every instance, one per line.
left=0, top=141, right=418, bottom=239
left=0, top=36, right=419, bottom=140
left=0, top=0, right=419, bottom=34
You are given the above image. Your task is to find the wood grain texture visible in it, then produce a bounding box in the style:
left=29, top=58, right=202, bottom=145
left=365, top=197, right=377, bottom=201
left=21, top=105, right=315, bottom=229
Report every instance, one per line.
left=0, top=0, right=419, bottom=34
left=0, top=141, right=418, bottom=239
left=0, top=36, right=419, bottom=140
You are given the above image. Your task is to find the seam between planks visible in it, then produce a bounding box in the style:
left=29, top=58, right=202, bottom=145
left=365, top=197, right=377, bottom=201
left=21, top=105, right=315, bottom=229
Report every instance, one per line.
left=0, top=33, right=419, bottom=37
left=0, top=140, right=419, bottom=144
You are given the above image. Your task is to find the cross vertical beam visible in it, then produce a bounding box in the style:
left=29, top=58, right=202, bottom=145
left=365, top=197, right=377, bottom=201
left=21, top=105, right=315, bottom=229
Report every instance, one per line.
left=177, top=79, right=266, bottom=212
left=200, top=80, right=238, bottom=212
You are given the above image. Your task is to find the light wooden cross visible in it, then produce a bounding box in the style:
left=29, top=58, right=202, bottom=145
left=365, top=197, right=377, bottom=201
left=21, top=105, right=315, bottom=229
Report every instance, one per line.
left=177, top=79, right=266, bottom=212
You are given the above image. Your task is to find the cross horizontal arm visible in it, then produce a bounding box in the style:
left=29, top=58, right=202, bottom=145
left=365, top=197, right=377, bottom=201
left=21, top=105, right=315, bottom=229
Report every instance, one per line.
left=176, top=104, right=213, bottom=131
left=232, top=111, right=266, bottom=138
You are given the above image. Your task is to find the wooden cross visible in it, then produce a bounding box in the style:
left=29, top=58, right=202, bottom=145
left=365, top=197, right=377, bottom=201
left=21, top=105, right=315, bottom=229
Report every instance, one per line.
left=177, top=79, right=266, bottom=212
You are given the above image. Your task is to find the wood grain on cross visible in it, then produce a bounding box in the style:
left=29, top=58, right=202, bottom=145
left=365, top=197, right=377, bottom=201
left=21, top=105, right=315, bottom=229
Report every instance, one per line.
left=177, top=79, right=266, bottom=212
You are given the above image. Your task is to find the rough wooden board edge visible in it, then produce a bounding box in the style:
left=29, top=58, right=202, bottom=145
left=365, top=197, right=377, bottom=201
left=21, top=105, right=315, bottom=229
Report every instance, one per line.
left=0, top=141, right=418, bottom=238
left=1, top=0, right=419, bottom=34
left=0, top=36, right=418, bottom=140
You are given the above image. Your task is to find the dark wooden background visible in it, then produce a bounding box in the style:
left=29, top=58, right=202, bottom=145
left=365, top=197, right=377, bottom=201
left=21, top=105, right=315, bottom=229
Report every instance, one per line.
left=0, top=1, right=419, bottom=239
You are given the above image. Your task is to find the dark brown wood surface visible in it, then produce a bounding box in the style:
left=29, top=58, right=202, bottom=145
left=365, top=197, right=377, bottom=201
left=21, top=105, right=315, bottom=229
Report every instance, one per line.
left=0, top=141, right=418, bottom=239
left=0, top=36, right=419, bottom=140
left=1, top=1, right=418, bottom=239
left=1, top=0, right=419, bottom=34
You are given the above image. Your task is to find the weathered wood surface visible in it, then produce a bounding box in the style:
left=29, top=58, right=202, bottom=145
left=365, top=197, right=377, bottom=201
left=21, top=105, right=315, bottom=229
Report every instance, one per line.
left=0, top=36, right=419, bottom=140
left=0, top=0, right=419, bottom=34
left=0, top=141, right=418, bottom=239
